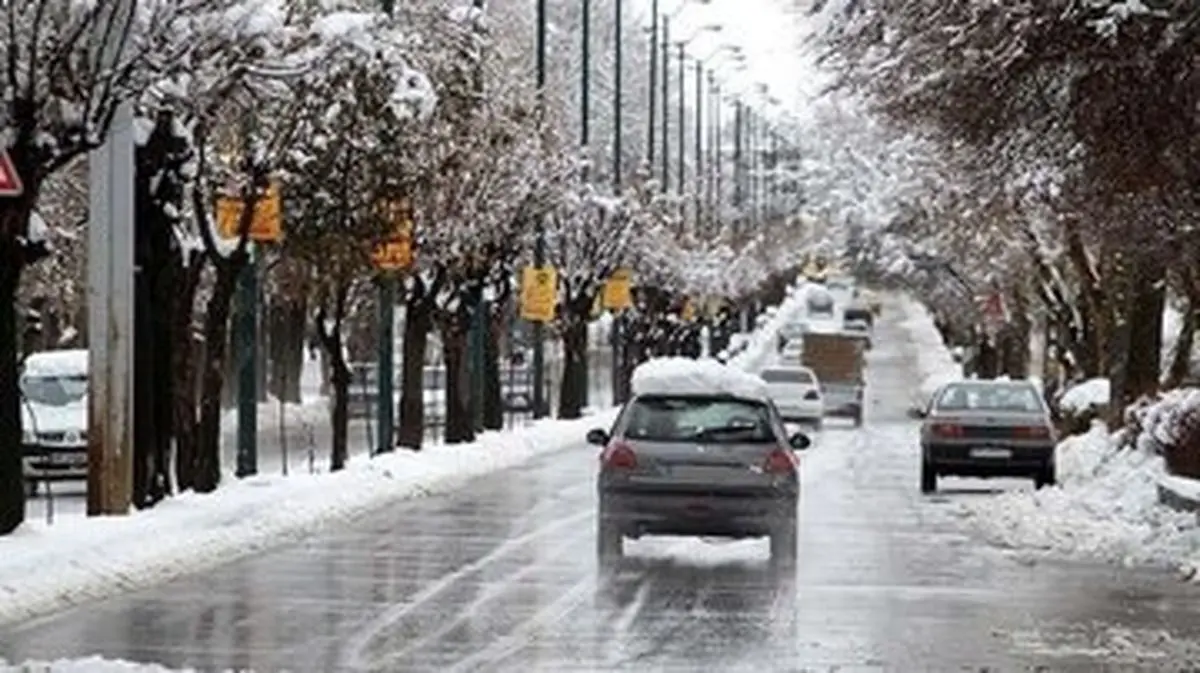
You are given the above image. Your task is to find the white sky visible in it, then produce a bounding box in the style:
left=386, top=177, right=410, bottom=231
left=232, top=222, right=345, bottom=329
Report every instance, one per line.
left=651, top=0, right=834, bottom=125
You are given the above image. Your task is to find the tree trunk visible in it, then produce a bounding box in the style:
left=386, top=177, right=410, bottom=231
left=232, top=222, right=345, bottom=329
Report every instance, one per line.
left=0, top=240, right=25, bottom=535
left=482, top=307, right=504, bottom=431
left=325, top=338, right=351, bottom=472
left=442, top=320, right=474, bottom=444
left=194, top=258, right=246, bottom=493
left=397, top=298, right=432, bottom=450
left=557, top=316, right=589, bottom=420
left=1166, top=306, right=1196, bottom=389
left=171, top=254, right=203, bottom=491
left=1118, top=270, right=1165, bottom=410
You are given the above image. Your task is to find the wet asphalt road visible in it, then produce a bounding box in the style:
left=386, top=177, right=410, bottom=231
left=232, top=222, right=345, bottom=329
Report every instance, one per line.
left=6, top=307, right=1200, bottom=671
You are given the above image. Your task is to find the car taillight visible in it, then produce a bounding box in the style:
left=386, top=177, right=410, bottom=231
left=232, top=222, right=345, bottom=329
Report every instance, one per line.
left=803, top=390, right=820, bottom=400
left=602, top=441, right=637, bottom=470
left=764, top=448, right=797, bottom=475
left=931, top=423, right=964, bottom=438
left=1013, top=425, right=1052, bottom=440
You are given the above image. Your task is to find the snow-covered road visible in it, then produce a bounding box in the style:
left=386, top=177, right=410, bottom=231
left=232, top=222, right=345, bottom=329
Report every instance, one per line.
left=5, top=304, right=1200, bottom=671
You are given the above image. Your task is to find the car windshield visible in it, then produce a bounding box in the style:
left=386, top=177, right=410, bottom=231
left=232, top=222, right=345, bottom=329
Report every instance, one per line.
left=20, top=374, right=87, bottom=407
left=935, top=383, right=1045, bottom=413
left=622, top=395, right=776, bottom=443
left=761, top=369, right=814, bottom=384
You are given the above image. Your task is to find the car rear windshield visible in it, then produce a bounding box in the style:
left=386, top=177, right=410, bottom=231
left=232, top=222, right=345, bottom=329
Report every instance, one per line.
left=935, top=383, right=1045, bottom=413
left=20, top=374, right=87, bottom=406
left=622, top=395, right=777, bottom=443
left=760, top=369, right=814, bottom=384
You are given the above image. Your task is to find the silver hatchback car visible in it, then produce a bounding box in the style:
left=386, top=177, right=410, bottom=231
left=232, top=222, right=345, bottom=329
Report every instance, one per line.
left=913, top=380, right=1058, bottom=493
left=587, top=392, right=812, bottom=571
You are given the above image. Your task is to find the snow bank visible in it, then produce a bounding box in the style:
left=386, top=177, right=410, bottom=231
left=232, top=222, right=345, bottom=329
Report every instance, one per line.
left=959, top=425, right=1200, bottom=577
left=0, top=658, right=202, bottom=672
left=1059, top=377, right=1111, bottom=413
left=724, top=282, right=813, bottom=373
left=632, top=357, right=769, bottom=402
left=897, top=295, right=961, bottom=407
left=0, top=413, right=615, bottom=627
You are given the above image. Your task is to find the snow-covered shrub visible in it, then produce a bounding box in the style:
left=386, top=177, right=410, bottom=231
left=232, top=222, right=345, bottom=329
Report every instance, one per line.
left=1126, top=389, right=1200, bottom=478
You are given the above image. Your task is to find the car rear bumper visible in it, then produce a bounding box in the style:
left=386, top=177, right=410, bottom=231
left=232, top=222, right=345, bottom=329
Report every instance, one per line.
left=776, top=403, right=823, bottom=422
left=23, top=447, right=88, bottom=481
left=598, top=487, right=797, bottom=539
left=925, top=442, right=1054, bottom=476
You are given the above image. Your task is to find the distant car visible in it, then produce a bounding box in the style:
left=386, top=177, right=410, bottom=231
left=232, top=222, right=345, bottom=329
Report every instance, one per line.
left=588, top=386, right=811, bottom=571
left=760, top=365, right=823, bottom=427
left=778, top=338, right=805, bottom=364
left=913, top=379, right=1058, bottom=493
left=20, top=349, right=89, bottom=495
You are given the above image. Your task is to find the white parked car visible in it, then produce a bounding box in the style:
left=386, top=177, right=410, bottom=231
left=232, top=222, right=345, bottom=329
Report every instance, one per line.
left=760, top=365, right=823, bottom=427
left=20, top=349, right=89, bottom=494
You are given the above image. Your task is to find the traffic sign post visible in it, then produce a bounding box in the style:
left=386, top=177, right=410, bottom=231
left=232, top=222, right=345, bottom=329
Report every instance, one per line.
left=372, top=200, right=414, bottom=454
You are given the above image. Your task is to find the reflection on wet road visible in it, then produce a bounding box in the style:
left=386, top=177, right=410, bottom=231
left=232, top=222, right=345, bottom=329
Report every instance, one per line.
left=5, top=308, right=1200, bottom=671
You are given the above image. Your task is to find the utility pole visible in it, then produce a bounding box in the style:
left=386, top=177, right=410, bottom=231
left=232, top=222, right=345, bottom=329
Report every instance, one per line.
left=531, top=0, right=548, bottom=419
left=87, top=0, right=136, bottom=516
left=610, top=0, right=625, bottom=405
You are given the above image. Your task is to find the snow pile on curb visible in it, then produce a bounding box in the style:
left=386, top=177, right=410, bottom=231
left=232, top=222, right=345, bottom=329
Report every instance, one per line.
left=0, top=658, right=203, bottom=672
left=725, top=283, right=813, bottom=373
left=897, top=295, right=961, bottom=407
left=958, top=424, right=1200, bottom=575
left=1059, top=378, right=1110, bottom=414
left=0, top=413, right=614, bottom=627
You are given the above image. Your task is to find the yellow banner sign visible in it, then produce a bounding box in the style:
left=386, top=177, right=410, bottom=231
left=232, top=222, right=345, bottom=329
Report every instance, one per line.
left=601, top=268, right=633, bottom=310
left=520, top=266, right=557, bottom=322
left=216, top=183, right=283, bottom=242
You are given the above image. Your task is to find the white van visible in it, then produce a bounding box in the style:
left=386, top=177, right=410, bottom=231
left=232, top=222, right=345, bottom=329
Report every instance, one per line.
left=20, top=349, right=89, bottom=494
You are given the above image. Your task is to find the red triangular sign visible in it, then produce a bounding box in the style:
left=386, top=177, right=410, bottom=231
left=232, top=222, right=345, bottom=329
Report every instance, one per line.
left=0, top=150, right=24, bottom=197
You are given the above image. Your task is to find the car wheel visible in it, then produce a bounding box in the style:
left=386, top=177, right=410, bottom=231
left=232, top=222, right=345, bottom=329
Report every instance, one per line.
left=853, top=411, right=864, bottom=428
left=596, top=505, right=624, bottom=572
left=920, top=461, right=937, bottom=494
left=1034, top=463, right=1057, bottom=489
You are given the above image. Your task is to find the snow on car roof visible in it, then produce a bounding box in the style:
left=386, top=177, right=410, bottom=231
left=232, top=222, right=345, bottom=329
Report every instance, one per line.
left=631, top=357, right=770, bottom=403
left=22, top=349, right=88, bottom=378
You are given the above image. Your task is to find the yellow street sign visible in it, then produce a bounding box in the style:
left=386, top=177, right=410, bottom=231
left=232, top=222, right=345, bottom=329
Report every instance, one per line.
left=681, top=298, right=696, bottom=322
left=520, top=266, right=557, bottom=322
left=371, top=199, right=415, bottom=271
left=216, top=183, right=283, bottom=242
left=601, top=268, right=633, bottom=310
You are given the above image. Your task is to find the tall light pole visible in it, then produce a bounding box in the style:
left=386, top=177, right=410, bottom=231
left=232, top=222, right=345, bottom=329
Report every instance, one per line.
left=676, top=42, right=685, bottom=195
left=531, top=0, right=548, bottom=418
left=693, top=59, right=703, bottom=229
left=647, top=0, right=658, bottom=164
left=660, top=17, right=670, bottom=188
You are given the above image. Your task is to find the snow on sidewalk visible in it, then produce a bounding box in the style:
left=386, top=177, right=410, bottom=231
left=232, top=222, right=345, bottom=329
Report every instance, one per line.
left=0, top=283, right=811, bottom=629
left=896, top=295, right=962, bottom=409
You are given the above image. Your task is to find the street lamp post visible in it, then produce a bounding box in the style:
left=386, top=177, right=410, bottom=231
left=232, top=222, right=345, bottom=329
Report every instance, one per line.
left=693, top=60, right=703, bottom=228
left=531, top=0, right=548, bottom=419
left=676, top=43, right=685, bottom=196
left=648, top=0, right=658, bottom=163
left=661, top=18, right=670, bottom=189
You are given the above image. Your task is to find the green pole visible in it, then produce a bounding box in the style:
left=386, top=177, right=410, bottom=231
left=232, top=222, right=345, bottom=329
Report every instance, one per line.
left=376, top=274, right=395, bottom=454
left=235, top=245, right=258, bottom=477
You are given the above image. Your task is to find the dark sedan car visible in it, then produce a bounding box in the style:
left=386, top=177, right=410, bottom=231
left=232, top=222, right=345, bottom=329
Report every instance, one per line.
left=913, top=379, right=1057, bottom=493
left=588, top=392, right=811, bottom=572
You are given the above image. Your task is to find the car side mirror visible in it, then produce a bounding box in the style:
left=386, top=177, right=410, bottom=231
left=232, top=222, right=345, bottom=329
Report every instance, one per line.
left=788, top=432, right=811, bottom=450
left=907, top=407, right=926, bottom=420
left=586, top=428, right=609, bottom=446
